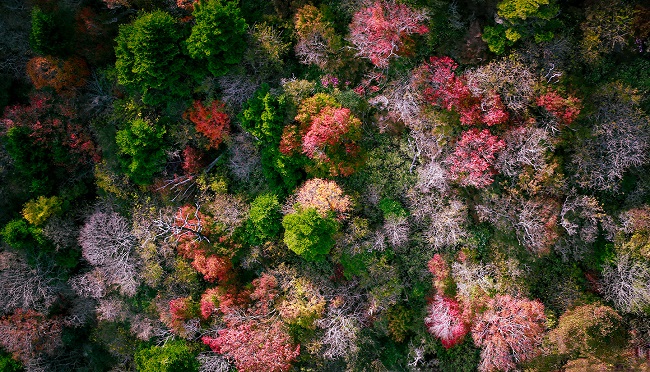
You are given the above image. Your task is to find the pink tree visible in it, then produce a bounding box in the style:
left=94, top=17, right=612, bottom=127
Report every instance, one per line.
left=471, top=295, right=546, bottom=372
left=349, top=0, right=429, bottom=68
left=425, top=295, right=469, bottom=348
left=447, top=129, right=505, bottom=188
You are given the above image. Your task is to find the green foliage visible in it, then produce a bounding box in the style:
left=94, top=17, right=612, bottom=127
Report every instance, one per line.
left=282, top=208, right=338, bottom=261
left=2, top=218, right=45, bottom=251
left=378, top=198, right=407, bottom=218
left=134, top=340, right=199, bottom=372
left=247, top=193, right=282, bottom=244
left=3, top=126, right=56, bottom=195
left=483, top=0, right=560, bottom=54
left=115, top=10, right=189, bottom=106
left=239, top=85, right=304, bottom=192
left=386, top=305, right=413, bottom=342
left=0, top=350, right=23, bottom=372
left=115, top=118, right=167, bottom=185
left=30, top=7, right=71, bottom=56
left=432, top=335, right=481, bottom=372
left=186, top=0, right=248, bottom=77
left=21, top=195, right=62, bottom=226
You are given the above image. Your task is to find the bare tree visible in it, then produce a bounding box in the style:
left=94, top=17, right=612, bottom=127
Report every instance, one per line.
left=0, top=252, right=60, bottom=315
left=465, top=58, right=537, bottom=113
left=227, top=132, right=262, bottom=183
left=572, top=84, right=650, bottom=192
left=198, top=351, right=232, bottom=372
left=408, top=190, right=468, bottom=250
left=495, top=125, right=552, bottom=178
left=602, top=254, right=650, bottom=313
left=383, top=215, right=410, bottom=248
left=78, top=210, right=139, bottom=296
left=316, top=306, right=361, bottom=360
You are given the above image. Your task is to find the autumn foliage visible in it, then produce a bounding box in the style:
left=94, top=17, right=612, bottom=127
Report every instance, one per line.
left=349, top=0, right=429, bottom=67
left=185, top=100, right=230, bottom=149
left=295, top=178, right=352, bottom=220
left=447, top=129, right=506, bottom=188
left=425, top=295, right=469, bottom=348
left=0, top=309, right=63, bottom=364
left=471, top=295, right=546, bottom=372
left=536, top=90, right=582, bottom=125
left=27, top=56, right=89, bottom=95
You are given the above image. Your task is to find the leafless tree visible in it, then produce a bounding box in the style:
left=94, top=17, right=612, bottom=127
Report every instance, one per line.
left=316, top=306, right=361, bottom=360
left=465, top=58, right=537, bottom=113
left=383, top=215, right=410, bottom=248
left=495, top=126, right=552, bottom=178
left=69, top=269, right=108, bottom=300
left=572, top=84, right=650, bottom=192
left=408, top=190, right=468, bottom=250
left=227, top=132, right=262, bottom=184
left=42, top=216, right=79, bottom=251
left=602, top=253, right=650, bottom=313
left=78, top=210, right=140, bottom=296
left=217, top=74, right=259, bottom=108
left=451, top=260, right=500, bottom=301
left=0, top=252, right=60, bottom=315
left=198, top=351, right=232, bottom=372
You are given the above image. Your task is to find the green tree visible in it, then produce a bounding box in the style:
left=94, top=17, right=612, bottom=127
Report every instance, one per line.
left=115, top=10, right=189, bottom=106
left=30, top=7, right=71, bottom=56
left=21, top=196, right=62, bottom=226
left=134, top=340, right=198, bottom=372
left=0, top=351, right=22, bottom=372
left=247, top=193, right=282, bottom=244
left=186, top=0, right=247, bottom=77
left=116, top=118, right=167, bottom=185
left=483, top=0, right=560, bottom=54
left=3, top=126, right=55, bottom=195
left=2, top=218, right=45, bottom=252
left=282, top=207, right=338, bottom=261
left=239, top=85, right=303, bottom=192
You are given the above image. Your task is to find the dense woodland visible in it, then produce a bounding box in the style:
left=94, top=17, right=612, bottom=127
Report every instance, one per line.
left=1, top=0, right=650, bottom=370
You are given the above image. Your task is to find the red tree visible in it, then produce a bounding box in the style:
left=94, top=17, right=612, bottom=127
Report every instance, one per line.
left=447, top=129, right=506, bottom=188
left=191, top=254, right=233, bottom=283
left=425, top=295, right=468, bottom=348
left=202, top=320, right=300, bottom=372
left=471, top=295, right=546, bottom=372
left=0, top=309, right=63, bottom=364
left=349, top=0, right=429, bottom=67
left=536, top=90, right=581, bottom=125
left=26, top=56, right=90, bottom=95
left=185, top=100, right=230, bottom=149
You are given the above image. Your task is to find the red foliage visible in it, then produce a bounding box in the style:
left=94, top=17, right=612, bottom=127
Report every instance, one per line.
left=249, top=273, right=279, bottom=316
left=279, top=124, right=302, bottom=155
left=185, top=100, right=230, bottom=149
left=200, top=287, right=221, bottom=319
left=471, top=295, right=546, bottom=372
left=416, top=57, right=510, bottom=126
left=0, top=309, right=63, bottom=364
left=169, top=297, right=195, bottom=321
left=191, top=253, right=233, bottom=283
left=447, top=129, right=505, bottom=188
left=1, top=92, right=98, bottom=164
left=349, top=0, right=429, bottom=67
left=425, top=295, right=468, bottom=348
left=182, top=145, right=207, bottom=174
left=202, top=320, right=300, bottom=372
left=536, top=90, right=581, bottom=125
left=302, top=106, right=362, bottom=176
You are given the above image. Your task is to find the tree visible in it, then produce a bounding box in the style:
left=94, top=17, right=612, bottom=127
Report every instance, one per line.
left=30, top=7, right=71, bottom=56
left=301, top=106, right=363, bottom=176
left=482, top=0, right=560, bottom=54
left=471, top=295, right=546, bottom=372
left=78, top=210, right=139, bottom=296
left=116, top=117, right=167, bottom=185
left=115, top=10, right=189, bottom=105
left=349, top=0, right=429, bottom=68
left=602, top=254, right=650, bottom=313
left=0, top=309, right=63, bottom=365
left=0, top=252, right=59, bottom=315
left=21, top=196, right=62, bottom=226
left=547, top=303, right=626, bottom=361
left=294, top=5, right=338, bottom=68
left=571, top=84, right=650, bottom=191
left=186, top=0, right=247, bottom=76
left=425, top=295, right=469, bottom=349
left=26, top=56, right=89, bottom=95
left=294, top=178, right=351, bottom=220
left=447, top=129, right=505, bottom=188
left=536, top=90, right=581, bottom=126
left=247, top=193, right=282, bottom=244
left=202, top=320, right=299, bottom=372
left=282, top=207, right=338, bottom=261
left=135, top=340, right=199, bottom=372
left=581, top=0, right=634, bottom=63
left=185, top=100, right=230, bottom=149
